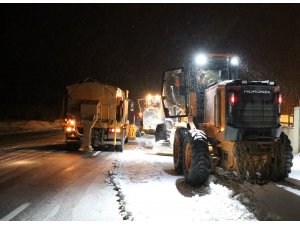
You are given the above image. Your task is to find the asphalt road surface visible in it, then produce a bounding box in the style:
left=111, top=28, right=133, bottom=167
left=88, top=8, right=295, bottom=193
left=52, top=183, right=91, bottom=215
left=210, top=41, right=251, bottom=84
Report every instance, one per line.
left=1, top=131, right=300, bottom=221
left=0, top=130, right=121, bottom=221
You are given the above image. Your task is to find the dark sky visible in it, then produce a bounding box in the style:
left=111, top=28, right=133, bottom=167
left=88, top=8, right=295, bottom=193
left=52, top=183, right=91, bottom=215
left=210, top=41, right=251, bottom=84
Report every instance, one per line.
left=1, top=3, right=300, bottom=116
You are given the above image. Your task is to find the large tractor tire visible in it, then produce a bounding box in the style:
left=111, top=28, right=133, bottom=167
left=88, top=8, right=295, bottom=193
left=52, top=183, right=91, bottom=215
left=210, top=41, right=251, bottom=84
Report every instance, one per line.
left=173, top=127, right=188, bottom=174
left=155, top=123, right=167, bottom=142
left=182, top=130, right=210, bottom=186
left=272, top=132, right=293, bottom=181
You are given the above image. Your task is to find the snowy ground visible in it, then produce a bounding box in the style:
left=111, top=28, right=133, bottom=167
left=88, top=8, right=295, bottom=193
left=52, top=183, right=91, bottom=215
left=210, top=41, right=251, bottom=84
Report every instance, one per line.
left=289, top=153, right=300, bottom=181
left=107, top=135, right=300, bottom=222
left=109, top=150, right=256, bottom=221
left=1, top=121, right=300, bottom=222
left=108, top=136, right=257, bottom=221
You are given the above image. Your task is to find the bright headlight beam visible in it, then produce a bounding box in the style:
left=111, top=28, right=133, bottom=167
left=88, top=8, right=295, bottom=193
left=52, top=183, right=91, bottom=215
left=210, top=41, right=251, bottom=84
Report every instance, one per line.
left=230, top=57, right=239, bottom=66
left=195, top=54, right=208, bottom=66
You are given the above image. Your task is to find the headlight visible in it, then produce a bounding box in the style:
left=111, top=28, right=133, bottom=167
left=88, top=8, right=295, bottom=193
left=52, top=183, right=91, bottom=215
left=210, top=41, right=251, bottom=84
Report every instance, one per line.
left=230, top=57, right=239, bottom=66
left=69, top=119, right=76, bottom=125
left=147, top=94, right=152, bottom=101
left=195, top=54, right=208, bottom=66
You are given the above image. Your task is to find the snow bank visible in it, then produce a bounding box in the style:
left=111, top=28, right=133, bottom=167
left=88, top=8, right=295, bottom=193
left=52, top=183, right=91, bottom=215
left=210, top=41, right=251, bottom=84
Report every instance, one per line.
left=0, top=120, right=62, bottom=134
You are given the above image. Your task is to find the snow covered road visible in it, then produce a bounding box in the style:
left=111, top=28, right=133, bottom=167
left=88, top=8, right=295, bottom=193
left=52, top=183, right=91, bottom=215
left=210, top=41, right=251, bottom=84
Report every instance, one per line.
left=109, top=148, right=256, bottom=221
left=109, top=135, right=300, bottom=221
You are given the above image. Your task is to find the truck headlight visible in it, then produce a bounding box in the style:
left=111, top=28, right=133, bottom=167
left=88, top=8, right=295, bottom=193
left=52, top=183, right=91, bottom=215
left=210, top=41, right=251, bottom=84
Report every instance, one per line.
left=69, top=119, right=76, bottom=125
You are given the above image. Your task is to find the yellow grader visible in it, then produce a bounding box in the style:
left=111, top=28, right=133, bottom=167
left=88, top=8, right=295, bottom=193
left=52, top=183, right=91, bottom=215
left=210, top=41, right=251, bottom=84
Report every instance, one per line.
left=161, top=54, right=293, bottom=185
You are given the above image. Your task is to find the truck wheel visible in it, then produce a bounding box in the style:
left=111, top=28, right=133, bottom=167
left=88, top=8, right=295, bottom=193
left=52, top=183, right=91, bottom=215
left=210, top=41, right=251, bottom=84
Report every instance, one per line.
left=155, top=123, right=167, bottom=142
left=272, top=132, right=293, bottom=181
left=173, top=127, right=188, bottom=174
left=182, top=130, right=210, bottom=186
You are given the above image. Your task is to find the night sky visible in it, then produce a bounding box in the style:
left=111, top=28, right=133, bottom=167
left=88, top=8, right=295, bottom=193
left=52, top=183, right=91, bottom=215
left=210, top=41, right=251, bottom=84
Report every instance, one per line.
left=1, top=3, right=300, bottom=119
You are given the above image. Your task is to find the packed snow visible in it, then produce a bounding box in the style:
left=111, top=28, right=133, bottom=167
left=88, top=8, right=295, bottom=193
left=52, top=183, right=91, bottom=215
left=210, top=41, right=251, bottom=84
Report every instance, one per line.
left=107, top=134, right=300, bottom=221
left=109, top=142, right=256, bottom=221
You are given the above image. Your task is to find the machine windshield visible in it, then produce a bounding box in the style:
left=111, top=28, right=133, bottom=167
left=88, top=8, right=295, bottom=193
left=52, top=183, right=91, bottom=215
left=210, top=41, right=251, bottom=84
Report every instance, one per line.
left=194, top=55, right=239, bottom=85
left=162, top=68, right=187, bottom=117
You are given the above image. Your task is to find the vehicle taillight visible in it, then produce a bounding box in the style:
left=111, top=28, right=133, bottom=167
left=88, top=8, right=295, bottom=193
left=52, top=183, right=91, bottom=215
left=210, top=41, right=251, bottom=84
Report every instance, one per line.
left=65, top=118, right=76, bottom=133
left=277, top=94, right=282, bottom=105
left=229, top=93, right=237, bottom=105
left=66, top=127, right=75, bottom=132
left=109, top=128, right=121, bottom=133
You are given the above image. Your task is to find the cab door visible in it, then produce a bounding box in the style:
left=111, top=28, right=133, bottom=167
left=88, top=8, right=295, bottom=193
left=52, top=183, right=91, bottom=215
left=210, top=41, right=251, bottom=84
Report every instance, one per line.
left=161, top=68, right=188, bottom=118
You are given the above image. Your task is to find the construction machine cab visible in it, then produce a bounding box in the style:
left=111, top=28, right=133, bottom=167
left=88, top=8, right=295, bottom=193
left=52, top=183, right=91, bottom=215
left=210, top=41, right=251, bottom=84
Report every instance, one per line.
left=162, top=54, right=239, bottom=122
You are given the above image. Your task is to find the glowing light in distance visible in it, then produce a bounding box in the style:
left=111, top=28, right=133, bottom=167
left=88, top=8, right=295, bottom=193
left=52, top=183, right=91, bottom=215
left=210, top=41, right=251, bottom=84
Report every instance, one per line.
left=66, top=127, right=75, bottom=132
left=69, top=119, right=75, bottom=125
left=147, top=94, right=152, bottom=101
